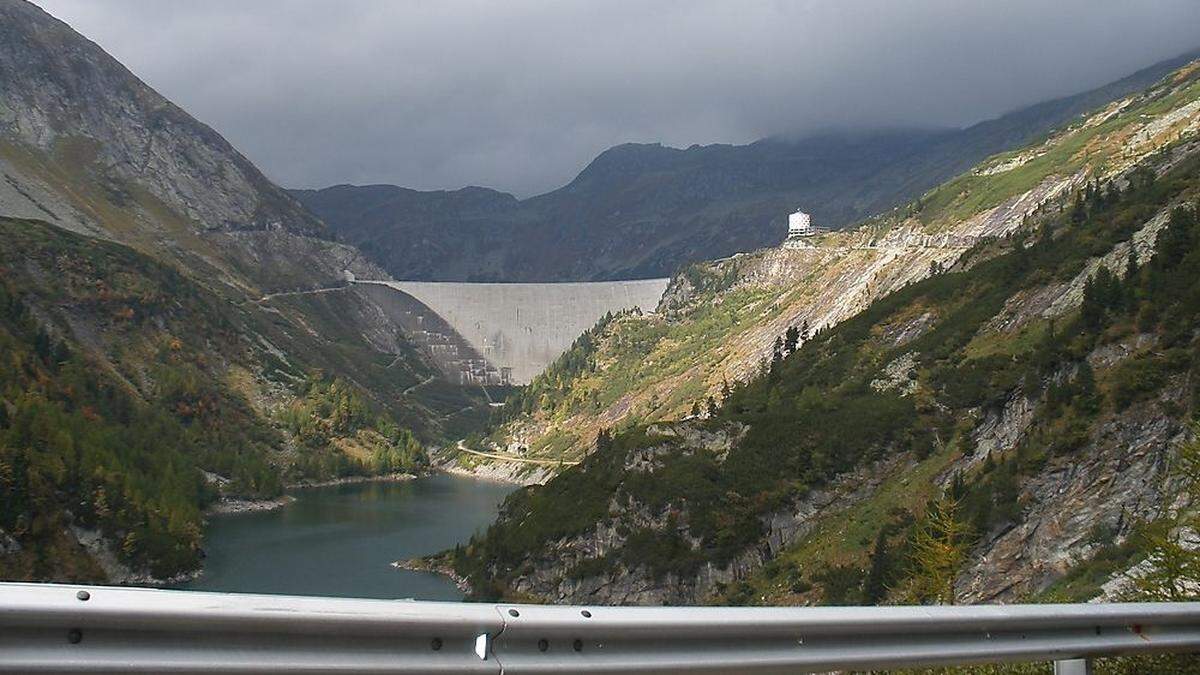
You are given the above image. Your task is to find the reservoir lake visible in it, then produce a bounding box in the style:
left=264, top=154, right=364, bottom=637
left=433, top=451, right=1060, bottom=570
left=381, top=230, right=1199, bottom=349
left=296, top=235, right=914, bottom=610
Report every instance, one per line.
left=179, top=473, right=514, bottom=600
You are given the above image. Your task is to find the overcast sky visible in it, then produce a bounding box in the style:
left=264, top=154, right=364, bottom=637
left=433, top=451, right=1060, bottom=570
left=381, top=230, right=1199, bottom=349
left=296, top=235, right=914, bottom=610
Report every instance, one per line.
left=33, top=1, right=1200, bottom=197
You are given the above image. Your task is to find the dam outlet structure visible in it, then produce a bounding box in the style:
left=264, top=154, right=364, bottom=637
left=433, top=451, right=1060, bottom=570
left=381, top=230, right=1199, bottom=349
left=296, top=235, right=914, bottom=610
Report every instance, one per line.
left=354, top=278, right=670, bottom=385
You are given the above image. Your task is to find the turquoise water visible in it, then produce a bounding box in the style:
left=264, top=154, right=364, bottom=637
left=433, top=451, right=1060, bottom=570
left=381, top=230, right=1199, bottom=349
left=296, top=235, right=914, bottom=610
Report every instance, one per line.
left=179, top=473, right=514, bottom=600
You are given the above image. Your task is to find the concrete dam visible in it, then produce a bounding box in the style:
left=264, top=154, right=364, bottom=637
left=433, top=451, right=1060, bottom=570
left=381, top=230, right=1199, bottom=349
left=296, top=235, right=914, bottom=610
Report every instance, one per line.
left=354, top=278, right=670, bottom=385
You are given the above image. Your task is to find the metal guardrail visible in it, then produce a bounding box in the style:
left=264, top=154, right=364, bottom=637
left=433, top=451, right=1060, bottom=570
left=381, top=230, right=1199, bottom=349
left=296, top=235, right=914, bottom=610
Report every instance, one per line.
left=0, top=583, right=1197, bottom=673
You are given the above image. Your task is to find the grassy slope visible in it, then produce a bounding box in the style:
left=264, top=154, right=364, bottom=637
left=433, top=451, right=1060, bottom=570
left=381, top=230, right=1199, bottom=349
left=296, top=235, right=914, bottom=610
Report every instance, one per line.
left=482, top=59, right=1200, bottom=471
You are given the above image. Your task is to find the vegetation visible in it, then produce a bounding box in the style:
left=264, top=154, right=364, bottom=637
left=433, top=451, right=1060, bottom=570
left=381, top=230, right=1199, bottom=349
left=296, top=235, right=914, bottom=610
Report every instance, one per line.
left=0, top=218, right=426, bottom=581
left=281, top=376, right=427, bottom=478
left=502, top=310, right=623, bottom=419
left=456, top=141, right=1200, bottom=606
left=1122, top=426, right=1200, bottom=602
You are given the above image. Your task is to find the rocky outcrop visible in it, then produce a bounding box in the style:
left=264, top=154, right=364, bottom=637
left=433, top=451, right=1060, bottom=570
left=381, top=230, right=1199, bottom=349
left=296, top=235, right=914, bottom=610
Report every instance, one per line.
left=958, top=385, right=1188, bottom=602
left=505, top=435, right=908, bottom=605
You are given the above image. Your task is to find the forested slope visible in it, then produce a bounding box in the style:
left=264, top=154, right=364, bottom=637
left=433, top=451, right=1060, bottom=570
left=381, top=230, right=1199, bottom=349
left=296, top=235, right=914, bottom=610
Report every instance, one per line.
left=450, top=63, right=1200, bottom=609
left=0, top=218, right=429, bottom=582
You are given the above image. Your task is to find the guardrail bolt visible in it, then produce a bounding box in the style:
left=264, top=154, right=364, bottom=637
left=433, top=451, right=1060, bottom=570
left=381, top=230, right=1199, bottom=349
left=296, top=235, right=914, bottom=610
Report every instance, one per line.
left=430, top=637, right=443, bottom=651
left=67, top=628, right=82, bottom=644
left=573, top=639, right=583, bottom=652
left=508, top=609, right=520, bottom=618
left=580, top=610, right=592, bottom=618
left=76, top=590, right=90, bottom=601
left=538, top=639, right=549, bottom=652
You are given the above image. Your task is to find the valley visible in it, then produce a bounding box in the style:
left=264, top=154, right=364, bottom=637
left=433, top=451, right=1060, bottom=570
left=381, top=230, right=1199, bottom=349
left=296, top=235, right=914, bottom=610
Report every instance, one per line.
left=1, top=6, right=1199, bottom=664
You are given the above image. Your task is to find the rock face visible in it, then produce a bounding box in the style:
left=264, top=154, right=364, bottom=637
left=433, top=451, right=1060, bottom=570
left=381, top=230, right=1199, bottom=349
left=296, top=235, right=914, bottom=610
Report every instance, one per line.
left=957, top=387, right=1186, bottom=602
left=0, top=0, right=321, bottom=237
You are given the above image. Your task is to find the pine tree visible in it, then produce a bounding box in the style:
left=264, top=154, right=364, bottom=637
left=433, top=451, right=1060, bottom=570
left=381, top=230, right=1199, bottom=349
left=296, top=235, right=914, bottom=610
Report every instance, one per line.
left=784, top=326, right=800, bottom=355
left=862, top=530, right=891, bottom=604
left=948, top=471, right=966, bottom=500
left=596, top=428, right=613, bottom=452
left=1075, top=361, right=1099, bottom=414
left=1124, top=246, right=1140, bottom=308
left=1070, top=192, right=1087, bottom=224
left=33, top=328, right=51, bottom=363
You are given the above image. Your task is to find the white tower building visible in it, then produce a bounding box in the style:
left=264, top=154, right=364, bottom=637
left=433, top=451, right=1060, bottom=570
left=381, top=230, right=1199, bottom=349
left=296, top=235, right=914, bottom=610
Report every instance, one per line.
left=787, top=209, right=812, bottom=238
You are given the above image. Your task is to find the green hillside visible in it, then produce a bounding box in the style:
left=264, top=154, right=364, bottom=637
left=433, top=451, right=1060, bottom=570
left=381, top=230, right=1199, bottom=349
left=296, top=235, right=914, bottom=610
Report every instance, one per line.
left=0, top=218, right=428, bottom=581
left=474, top=57, right=1200, bottom=478
left=452, top=88, right=1200, bottom=608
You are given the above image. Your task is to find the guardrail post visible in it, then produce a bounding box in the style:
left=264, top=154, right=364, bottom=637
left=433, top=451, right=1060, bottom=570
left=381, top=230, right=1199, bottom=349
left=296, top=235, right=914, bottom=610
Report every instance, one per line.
left=1054, top=658, right=1093, bottom=675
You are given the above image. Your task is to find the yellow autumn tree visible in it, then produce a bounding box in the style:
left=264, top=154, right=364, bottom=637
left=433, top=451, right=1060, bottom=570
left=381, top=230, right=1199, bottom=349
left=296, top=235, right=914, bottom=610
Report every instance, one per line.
left=907, top=493, right=971, bottom=605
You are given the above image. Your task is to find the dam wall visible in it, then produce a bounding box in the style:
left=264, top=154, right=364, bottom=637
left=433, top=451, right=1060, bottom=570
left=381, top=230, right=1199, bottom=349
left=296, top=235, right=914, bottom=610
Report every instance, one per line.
left=355, top=278, right=670, bottom=384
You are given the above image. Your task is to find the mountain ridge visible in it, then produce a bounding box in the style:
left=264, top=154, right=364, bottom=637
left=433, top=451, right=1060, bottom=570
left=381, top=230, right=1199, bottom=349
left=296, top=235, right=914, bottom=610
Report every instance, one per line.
left=296, top=46, right=1200, bottom=283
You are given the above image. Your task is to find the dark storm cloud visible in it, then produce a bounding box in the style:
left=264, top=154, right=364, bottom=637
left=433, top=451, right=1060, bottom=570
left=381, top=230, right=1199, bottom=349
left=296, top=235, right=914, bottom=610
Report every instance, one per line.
left=32, top=1, right=1200, bottom=196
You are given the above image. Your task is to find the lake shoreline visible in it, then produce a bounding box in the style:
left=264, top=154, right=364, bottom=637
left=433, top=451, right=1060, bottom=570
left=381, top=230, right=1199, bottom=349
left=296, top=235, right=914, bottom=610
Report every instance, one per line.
left=392, top=555, right=471, bottom=596
left=204, top=472, right=422, bottom=517
left=289, top=471, right=419, bottom=490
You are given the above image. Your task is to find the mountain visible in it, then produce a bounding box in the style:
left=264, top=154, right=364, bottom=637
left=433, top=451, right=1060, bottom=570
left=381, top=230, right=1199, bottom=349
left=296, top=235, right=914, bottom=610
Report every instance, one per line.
left=441, top=58, right=1200, bottom=606
left=295, top=48, right=1200, bottom=282
left=0, top=0, right=493, bottom=582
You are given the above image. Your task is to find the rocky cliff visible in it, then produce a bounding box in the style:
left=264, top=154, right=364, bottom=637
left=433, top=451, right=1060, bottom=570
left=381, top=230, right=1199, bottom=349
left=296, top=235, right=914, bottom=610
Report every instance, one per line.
left=0, top=0, right=320, bottom=238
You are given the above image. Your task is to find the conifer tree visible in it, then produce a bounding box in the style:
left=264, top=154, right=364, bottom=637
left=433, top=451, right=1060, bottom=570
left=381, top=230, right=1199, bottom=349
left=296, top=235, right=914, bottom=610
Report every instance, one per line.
left=862, top=530, right=892, bottom=604
left=784, top=326, right=800, bottom=355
